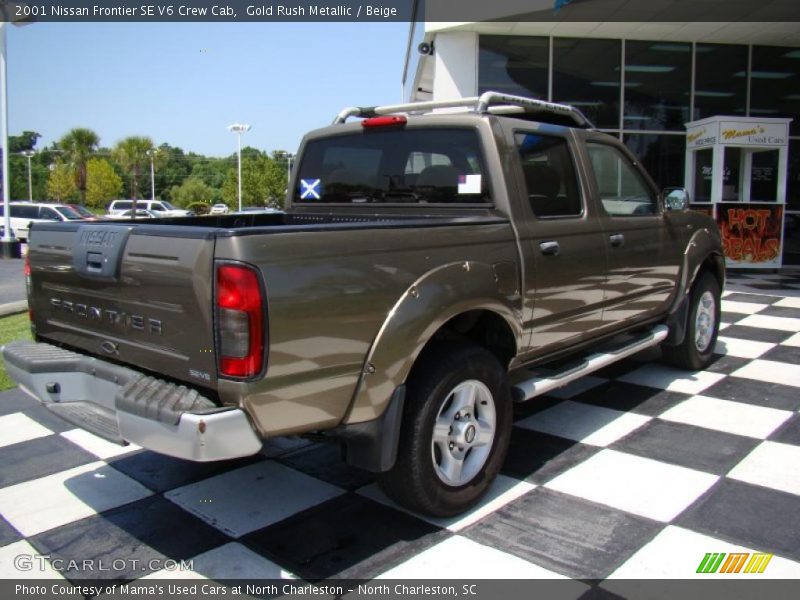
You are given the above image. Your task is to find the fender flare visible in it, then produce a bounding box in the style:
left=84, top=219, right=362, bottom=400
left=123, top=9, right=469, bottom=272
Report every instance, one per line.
left=343, top=261, right=521, bottom=425
left=664, top=228, right=725, bottom=346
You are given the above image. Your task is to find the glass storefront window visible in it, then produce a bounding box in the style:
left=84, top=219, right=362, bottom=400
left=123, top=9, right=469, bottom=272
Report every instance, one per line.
left=624, top=41, right=691, bottom=132
left=552, top=38, right=621, bottom=130
left=624, top=134, right=686, bottom=190
left=750, top=46, right=800, bottom=136
left=693, top=43, right=748, bottom=120
left=478, top=36, right=549, bottom=99
left=787, top=140, right=800, bottom=213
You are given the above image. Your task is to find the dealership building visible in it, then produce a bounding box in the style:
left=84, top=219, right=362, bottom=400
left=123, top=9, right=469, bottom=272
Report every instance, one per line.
left=404, top=5, right=800, bottom=264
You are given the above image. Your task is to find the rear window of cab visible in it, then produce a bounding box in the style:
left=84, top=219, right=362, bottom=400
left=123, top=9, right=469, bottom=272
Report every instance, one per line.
left=294, top=128, right=490, bottom=205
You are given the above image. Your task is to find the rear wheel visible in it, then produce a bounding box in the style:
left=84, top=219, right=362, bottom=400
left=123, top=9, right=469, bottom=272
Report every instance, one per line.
left=663, top=271, right=721, bottom=371
left=379, top=344, right=512, bottom=517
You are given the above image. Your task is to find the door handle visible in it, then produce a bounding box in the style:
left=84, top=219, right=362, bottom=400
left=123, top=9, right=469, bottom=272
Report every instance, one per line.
left=539, top=241, right=560, bottom=256
left=609, top=233, right=625, bottom=248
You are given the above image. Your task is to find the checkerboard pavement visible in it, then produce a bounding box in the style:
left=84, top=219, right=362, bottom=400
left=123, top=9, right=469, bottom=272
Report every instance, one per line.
left=1, top=289, right=799, bottom=584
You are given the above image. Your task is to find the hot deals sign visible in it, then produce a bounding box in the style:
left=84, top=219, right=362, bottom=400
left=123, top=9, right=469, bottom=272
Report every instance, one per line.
left=717, top=203, right=784, bottom=268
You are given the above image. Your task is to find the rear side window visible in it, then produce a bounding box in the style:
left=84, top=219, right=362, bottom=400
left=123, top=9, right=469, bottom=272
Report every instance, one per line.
left=587, top=143, right=657, bottom=216
left=10, top=205, right=38, bottom=219
left=294, top=128, right=490, bottom=205
left=515, top=133, right=582, bottom=218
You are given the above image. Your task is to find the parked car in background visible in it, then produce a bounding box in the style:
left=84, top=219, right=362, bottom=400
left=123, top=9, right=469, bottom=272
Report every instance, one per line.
left=66, top=204, right=103, bottom=220
left=107, top=209, right=160, bottom=220
left=209, top=204, right=230, bottom=215
left=0, top=202, right=84, bottom=242
left=106, top=199, right=193, bottom=217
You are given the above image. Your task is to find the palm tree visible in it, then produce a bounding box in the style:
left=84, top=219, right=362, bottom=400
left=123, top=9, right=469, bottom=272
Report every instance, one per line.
left=112, top=136, right=154, bottom=214
left=58, top=128, right=99, bottom=203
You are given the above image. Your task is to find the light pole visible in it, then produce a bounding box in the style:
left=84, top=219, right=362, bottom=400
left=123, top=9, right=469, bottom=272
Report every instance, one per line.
left=147, top=148, right=159, bottom=201
left=227, top=123, right=250, bottom=212
left=21, top=149, right=34, bottom=201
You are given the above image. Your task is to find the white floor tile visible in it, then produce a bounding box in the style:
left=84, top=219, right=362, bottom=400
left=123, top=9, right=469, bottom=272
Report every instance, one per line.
left=714, top=336, right=775, bottom=359
left=0, top=540, right=65, bottom=579
left=516, top=401, right=650, bottom=447
left=378, top=536, right=575, bottom=580
left=0, top=413, right=53, bottom=449
left=731, top=359, right=800, bottom=388
left=659, top=396, right=792, bottom=439
left=165, top=461, right=343, bottom=538
left=737, top=314, right=800, bottom=332
left=718, top=322, right=730, bottom=331
left=618, top=364, right=725, bottom=395
left=781, top=332, right=800, bottom=347
left=358, top=475, right=535, bottom=532
left=721, top=291, right=733, bottom=298
left=60, top=429, right=141, bottom=459
left=143, top=543, right=297, bottom=580
left=721, top=300, right=768, bottom=315
left=546, top=376, right=608, bottom=399
left=774, top=297, right=800, bottom=309
left=546, top=450, right=718, bottom=522
left=728, top=441, right=800, bottom=496
left=608, top=526, right=800, bottom=579
left=0, top=461, right=152, bottom=537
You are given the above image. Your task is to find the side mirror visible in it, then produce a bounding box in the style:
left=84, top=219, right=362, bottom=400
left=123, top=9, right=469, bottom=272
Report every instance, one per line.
left=663, top=187, right=689, bottom=211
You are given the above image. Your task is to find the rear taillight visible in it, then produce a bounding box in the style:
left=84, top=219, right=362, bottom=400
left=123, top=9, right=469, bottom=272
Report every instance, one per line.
left=215, top=263, right=266, bottom=379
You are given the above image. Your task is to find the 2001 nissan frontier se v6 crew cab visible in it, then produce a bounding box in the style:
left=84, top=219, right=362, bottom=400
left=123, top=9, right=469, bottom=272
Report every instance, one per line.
left=2, top=92, right=724, bottom=517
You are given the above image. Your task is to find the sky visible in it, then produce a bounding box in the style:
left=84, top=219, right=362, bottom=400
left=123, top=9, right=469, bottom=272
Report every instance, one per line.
left=7, top=22, right=410, bottom=156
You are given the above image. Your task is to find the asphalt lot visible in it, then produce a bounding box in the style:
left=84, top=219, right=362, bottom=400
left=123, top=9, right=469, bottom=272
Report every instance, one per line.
left=0, top=270, right=798, bottom=586
left=0, top=258, right=25, bottom=307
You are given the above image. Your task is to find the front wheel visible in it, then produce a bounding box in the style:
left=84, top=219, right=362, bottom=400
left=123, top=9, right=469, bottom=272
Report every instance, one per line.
left=378, top=344, right=512, bottom=517
left=662, top=271, right=721, bottom=371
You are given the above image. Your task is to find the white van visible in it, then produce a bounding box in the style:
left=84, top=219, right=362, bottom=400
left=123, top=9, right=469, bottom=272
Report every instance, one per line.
left=0, top=202, right=85, bottom=242
left=106, top=200, right=192, bottom=217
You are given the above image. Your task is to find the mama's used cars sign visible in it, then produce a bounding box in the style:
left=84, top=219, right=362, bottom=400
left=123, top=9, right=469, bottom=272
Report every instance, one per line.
left=685, top=118, right=790, bottom=149
left=719, top=120, right=788, bottom=147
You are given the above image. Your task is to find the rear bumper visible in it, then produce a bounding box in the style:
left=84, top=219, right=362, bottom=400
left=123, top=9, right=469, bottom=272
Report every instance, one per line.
left=1, top=341, right=262, bottom=462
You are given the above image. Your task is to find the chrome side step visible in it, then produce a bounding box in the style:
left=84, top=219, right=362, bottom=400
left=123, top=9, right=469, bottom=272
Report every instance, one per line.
left=512, top=325, right=669, bottom=402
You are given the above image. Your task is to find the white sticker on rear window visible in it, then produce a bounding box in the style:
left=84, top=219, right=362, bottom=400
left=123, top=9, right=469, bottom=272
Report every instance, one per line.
left=458, top=174, right=481, bottom=194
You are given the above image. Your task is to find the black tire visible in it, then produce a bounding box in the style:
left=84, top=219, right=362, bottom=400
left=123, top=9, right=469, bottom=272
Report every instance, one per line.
left=378, top=343, right=512, bottom=517
left=662, top=271, right=721, bottom=371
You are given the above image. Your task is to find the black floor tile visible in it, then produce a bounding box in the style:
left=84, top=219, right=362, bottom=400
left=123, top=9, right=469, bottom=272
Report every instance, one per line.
left=0, top=388, right=37, bottom=416
left=29, top=495, right=229, bottom=581
left=243, top=494, right=444, bottom=581
left=701, top=377, right=800, bottom=411
left=768, top=413, right=800, bottom=446
left=744, top=283, right=800, bottom=292
left=676, top=479, right=800, bottom=562
left=502, top=428, right=600, bottom=484
left=0, top=434, right=95, bottom=488
left=512, top=395, right=564, bottom=421
left=463, top=488, right=662, bottom=580
left=570, top=381, right=690, bottom=417
left=107, top=451, right=261, bottom=493
left=759, top=305, right=800, bottom=319
left=723, top=293, right=780, bottom=305
left=278, top=444, right=375, bottom=491
left=704, top=354, right=751, bottom=375
left=716, top=325, right=793, bottom=345
left=611, top=421, right=760, bottom=475
left=0, top=515, right=21, bottom=548
left=762, top=345, right=800, bottom=365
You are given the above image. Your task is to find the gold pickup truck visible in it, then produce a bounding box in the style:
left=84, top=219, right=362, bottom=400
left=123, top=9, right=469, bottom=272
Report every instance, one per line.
left=2, top=92, right=724, bottom=517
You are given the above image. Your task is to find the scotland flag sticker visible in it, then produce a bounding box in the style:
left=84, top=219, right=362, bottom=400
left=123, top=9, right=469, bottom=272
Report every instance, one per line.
left=300, top=179, right=321, bottom=200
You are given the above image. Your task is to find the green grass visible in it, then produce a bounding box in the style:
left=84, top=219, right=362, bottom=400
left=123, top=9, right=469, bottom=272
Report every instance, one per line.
left=0, top=312, right=32, bottom=391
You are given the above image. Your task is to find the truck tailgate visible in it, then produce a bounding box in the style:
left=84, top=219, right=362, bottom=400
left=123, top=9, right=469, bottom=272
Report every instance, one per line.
left=28, top=223, right=219, bottom=389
